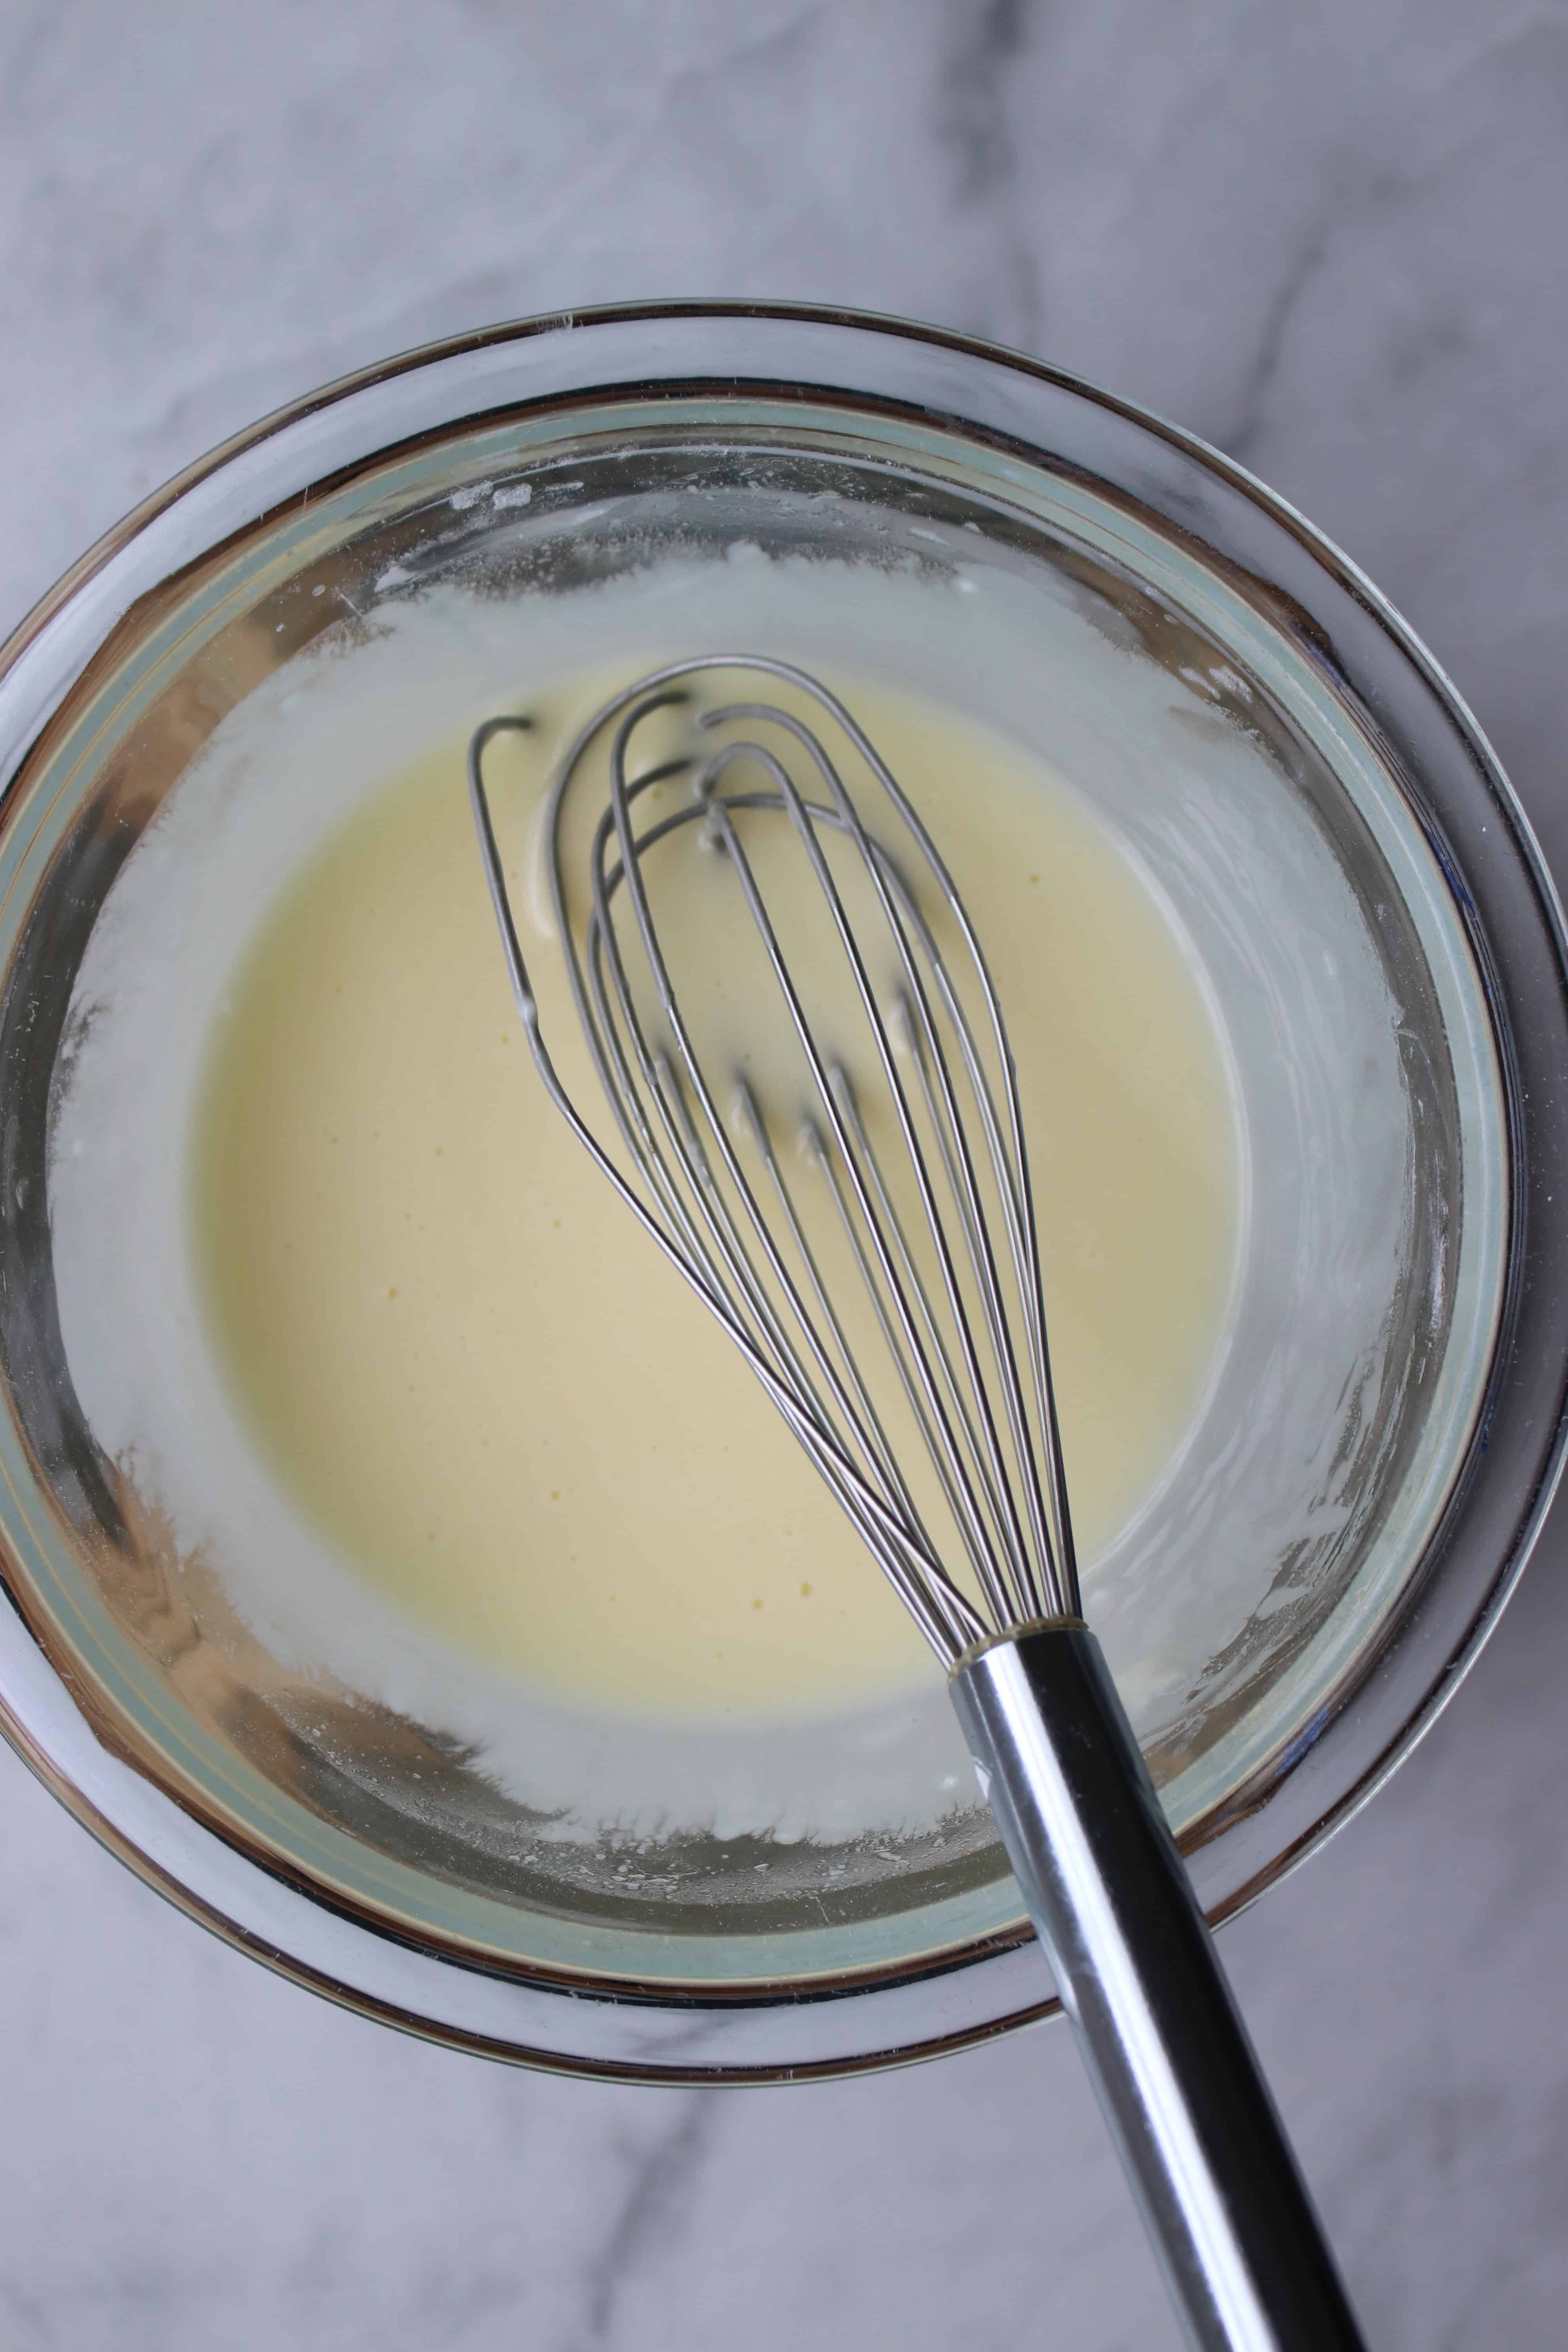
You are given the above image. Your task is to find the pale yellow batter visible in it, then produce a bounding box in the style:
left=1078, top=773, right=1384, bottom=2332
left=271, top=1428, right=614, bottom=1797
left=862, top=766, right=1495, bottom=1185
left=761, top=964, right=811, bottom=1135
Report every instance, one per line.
left=190, top=669, right=1240, bottom=1724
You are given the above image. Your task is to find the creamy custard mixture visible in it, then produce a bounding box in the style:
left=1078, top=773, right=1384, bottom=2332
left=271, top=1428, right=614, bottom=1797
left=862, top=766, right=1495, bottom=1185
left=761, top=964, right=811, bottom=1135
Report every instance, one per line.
left=189, top=670, right=1237, bottom=1723
left=51, top=552, right=1247, bottom=1835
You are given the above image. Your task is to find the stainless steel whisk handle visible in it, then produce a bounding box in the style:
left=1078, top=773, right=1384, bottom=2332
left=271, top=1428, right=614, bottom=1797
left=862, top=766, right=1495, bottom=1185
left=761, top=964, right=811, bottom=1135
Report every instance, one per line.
left=949, top=1625, right=1368, bottom=2352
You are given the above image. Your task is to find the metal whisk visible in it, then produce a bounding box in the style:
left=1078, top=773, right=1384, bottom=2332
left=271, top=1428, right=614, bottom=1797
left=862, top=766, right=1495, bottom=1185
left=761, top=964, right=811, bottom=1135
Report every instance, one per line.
left=470, top=657, right=1367, bottom=2352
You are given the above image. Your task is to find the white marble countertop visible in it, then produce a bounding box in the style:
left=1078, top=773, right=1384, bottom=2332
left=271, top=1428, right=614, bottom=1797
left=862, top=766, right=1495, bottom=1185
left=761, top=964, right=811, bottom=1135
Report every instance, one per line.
left=2, top=3, right=1566, bottom=2345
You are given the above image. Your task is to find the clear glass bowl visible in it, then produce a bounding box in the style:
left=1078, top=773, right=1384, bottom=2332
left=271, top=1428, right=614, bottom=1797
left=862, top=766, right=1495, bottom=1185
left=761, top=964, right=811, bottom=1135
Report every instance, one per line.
left=1, top=303, right=1564, bottom=2082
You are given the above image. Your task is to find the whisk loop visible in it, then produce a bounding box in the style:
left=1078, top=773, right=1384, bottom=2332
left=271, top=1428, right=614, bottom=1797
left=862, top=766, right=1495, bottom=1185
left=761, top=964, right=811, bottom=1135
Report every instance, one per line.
left=470, top=655, right=1078, bottom=1662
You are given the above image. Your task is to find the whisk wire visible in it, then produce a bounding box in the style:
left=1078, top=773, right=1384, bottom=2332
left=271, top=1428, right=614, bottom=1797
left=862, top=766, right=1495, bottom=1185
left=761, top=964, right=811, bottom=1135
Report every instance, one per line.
left=470, top=714, right=975, bottom=1658
left=472, top=655, right=1083, bottom=1653
left=581, top=765, right=983, bottom=1656
left=738, top=1087, right=931, bottom=1548
left=706, top=668, right=1079, bottom=1615
left=820, top=1071, right=1019, bottom=1604
left=682, top=757, right=1027, bottom=1630
left=798, top=1102, right=1006, bottom=1603
left=592, top=731, right=934, bottom=1539
left=704, top=703, right=1063, bottom=1621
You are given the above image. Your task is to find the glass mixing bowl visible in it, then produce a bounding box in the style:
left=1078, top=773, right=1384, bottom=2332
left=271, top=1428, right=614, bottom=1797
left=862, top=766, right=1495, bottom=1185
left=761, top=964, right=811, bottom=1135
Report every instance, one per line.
left=1, top=303, right=1564, bottom=2082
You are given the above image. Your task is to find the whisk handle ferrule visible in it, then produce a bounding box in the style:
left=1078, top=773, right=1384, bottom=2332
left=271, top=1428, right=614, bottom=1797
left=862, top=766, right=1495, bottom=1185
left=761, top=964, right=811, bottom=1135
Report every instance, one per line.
left=949, top=1625, right=1367, bottom=2352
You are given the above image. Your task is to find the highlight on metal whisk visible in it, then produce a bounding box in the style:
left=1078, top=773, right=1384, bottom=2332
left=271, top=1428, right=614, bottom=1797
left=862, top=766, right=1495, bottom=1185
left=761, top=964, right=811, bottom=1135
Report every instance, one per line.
left=469, top=658, right=1368, bottom=2352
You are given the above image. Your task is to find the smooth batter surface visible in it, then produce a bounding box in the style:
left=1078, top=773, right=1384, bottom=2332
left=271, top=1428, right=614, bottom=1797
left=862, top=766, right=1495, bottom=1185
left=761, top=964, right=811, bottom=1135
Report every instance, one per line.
left=190, top=670, right=1240, bottom=1724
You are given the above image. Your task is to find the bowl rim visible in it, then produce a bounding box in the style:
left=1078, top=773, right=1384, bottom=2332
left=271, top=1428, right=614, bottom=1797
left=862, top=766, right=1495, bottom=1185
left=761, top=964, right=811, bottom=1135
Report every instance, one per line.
left=2, top=296, right=1566, bottom=2082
